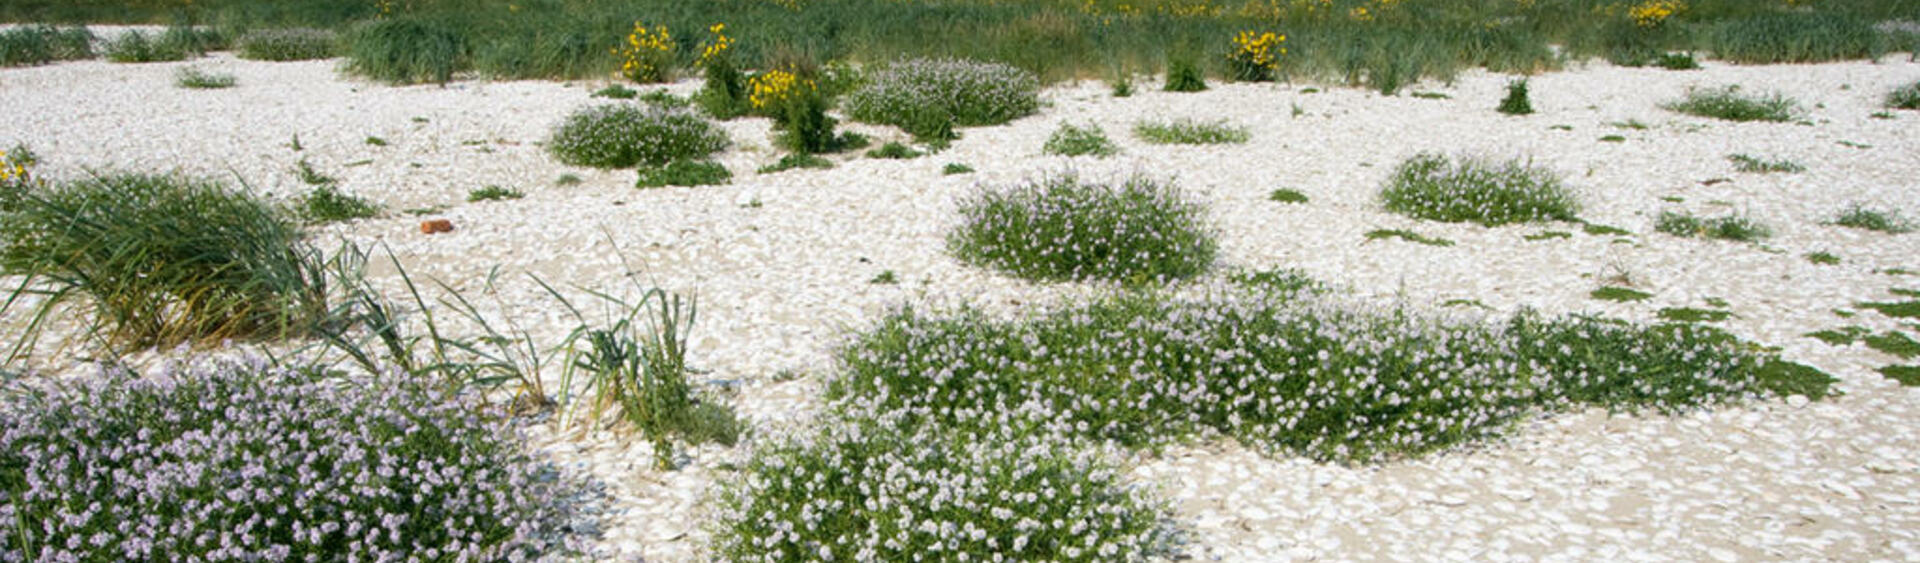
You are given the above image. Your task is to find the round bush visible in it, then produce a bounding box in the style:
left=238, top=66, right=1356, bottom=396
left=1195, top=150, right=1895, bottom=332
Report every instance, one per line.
left=843, top=57, right=1040, bottom=139
left=548, top=104, right=730, bottom=169
left=0, top=173, right=327, bottom=348
left=948, top=173, right=1215, bottom=284
left=1381, top=152, right=1579, bottom=226
left=0, top=359, right=576, bottom=560
left=710, top=420, right=1171, bottom=561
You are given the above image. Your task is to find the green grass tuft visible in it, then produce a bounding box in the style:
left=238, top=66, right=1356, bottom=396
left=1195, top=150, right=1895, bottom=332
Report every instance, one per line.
left=1882, top=365, right=1920, bottom=386
left=1524, top=231, right=1572, bottom=241
left=342, top=15, right=465, bottom=84
left=1664, top=86, right=1798, bottom=123
left=1891, top=80, right=1920, bottom=110
left=1828, top=204, right=1914, bottom=234
left=1496, top=78, right=1533, bottom=115
left=1864, top=331, right=1920, bottom=359
left=295, top=184, right=381, bottom=224
left=174, top=66, right=236, bottom=89
left=237, top=28, right=337, bottom=61
left=1042, top=122, right=1117, bottom=158
left=1658, top=307, right=1733, bottom=323
left=1591, top=286, right=1653, bottom=302
left=865, top=141, right=923, bottom=159
left=758, top=153, right=834, bottom=174
left=1806, top=251, right=1840, bottom=265
left=1133, top=118, right=1249, bottom=145
left=942, top=162, right=974, bottom=175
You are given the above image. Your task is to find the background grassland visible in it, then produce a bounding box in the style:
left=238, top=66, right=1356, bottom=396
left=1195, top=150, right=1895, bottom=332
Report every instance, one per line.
left=3, top=0, right=1912, bottom=89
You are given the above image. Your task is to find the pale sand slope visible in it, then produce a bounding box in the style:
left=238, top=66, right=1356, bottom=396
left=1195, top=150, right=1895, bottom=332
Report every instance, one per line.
left=2, top=48, right=1919, bottom=561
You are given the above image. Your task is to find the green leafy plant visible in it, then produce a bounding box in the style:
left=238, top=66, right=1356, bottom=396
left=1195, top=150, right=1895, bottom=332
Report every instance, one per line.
left=1659, top=307, right=1734, bottom=323
left=1727, top=153, right=1804, bottom=173
left=1497, top=78, right=1533, bottom=115
left=0, top=25, right=93, bottom=67
left=1654, top=51, right=1699, bottom=70
left=236, top=27, right=337, bottom=61
left=1591, top=286, right=1653, bottom=302
left=1133, top=118, right=1250, bottom=145
left=758, top=153, right=834, bottom=173
left=1891, top=80, right=1920, bottom=110
left=1381, top=153, right=1578, bottom=226
left=1043, top=122, right=1117, bottom=157
left=1365, top=229, right=1455, bottom=247
left=694, top=23, right=750, bottom=119
left=1806, top=251, right=1841, bottom=265
left=468, top=185, right=525, bottom=201
left=635, top=159, right=731, bottom=188
left=942, top=162, right=974, bottom=175
left=295, top=184, right=381, bottom=224
left=865, top=141, right=923, bottom=159
left=175, top=66, right=237, bottom=89
left=592, top=83, right=638, bottom=99
left=1656, top=210, right=1771, bottom=242
left=1664, top=86, right=1798, bottom=123
left=869, top=270, right=898, bottom=284
left=948, top=172, right=1215, bottom=284
left=1828, top=204, right=1914, bottom=234
left=1269, top=188, right=1309, bottom=203
left=548, top=104, right=729, bottom=169
left=1163, top=53, right=1208, bottom=92
left=364, top=135, right=388, bottom=146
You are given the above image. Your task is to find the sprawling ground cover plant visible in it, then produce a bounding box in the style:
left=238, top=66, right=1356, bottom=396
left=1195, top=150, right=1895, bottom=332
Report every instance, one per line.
left=1656, top=210, right=1772, bottom=241
left=0, top=173, right=328, bottom=352
left=831, top=291, right=1833, bottom=464
left=1828, top=204, right=1915, bottom=234
left=236, top=27, right=337, bottom=61
left=548, top=103, right=729, bottom=169
left=843, top=58, right=1040, bottom=140
left=1133, top=118, right=1250, bottom=145
left=0, top=358, right=577, bottom=560
left=948, top=173, right=1215, bottom=284
left=1381, top=153, right=1579, bottom=226
left=1664, top=86, right=1799, bottom=122
left=710, top=419, right=1172, bottom=561
left=1889, top=79, right=1920, bottom=110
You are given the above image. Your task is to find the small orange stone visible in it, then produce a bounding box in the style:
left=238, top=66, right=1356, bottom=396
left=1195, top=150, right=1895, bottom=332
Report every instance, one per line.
left=420, top=219, right=454, bottom=234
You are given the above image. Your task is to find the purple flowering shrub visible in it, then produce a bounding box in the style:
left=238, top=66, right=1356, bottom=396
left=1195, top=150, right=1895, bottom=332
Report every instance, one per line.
left=842, top=58, right=1040, bottom=140
left=0, top=359, right=575, bottom=561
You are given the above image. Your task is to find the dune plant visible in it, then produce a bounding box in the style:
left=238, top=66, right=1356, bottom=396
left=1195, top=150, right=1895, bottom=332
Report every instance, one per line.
left=1497, top=78, right=1534, bottom=115
left=614, top=20, right=675, bottom=83
left=1727, top=153, right=1804, bottom=173
left=843, top=58, right=1040, bottom=140
left=865, top=141, right=922, bottom=159
left=1828, top=204, right=1914, bottom=234
left=693, top=23, right=750, bottom=119
left=0, top=146, right=35, bottom=211
left=593, top=83, right=638, bottom=99
left=1133, top=118, right=1250, bottom=145
left=467, top=184, right=525, bottom=201
left=1225, top=30, right=1285, bottom=82
left=174, top=66, right=236, bottom=89
left=635, top=160, right=731, bottom=188
left=1700, top=12, right=1883, bottom=64
left=1381, top=152, right=1578, bottom=226
left=751, top=68, right=844, bottom=154
left=758, top=153, right=834, bottom=173
left=103, top=29, right=192, bottom=63
left=0, top=358, right=577, bottom=561
left=548, top=103, right=729, bottom=169
left=343, top=15, right=466, bottom=84
left=1164, top=53, right=1208, bottom=92
left=0, top=174, right=328, bottom=354
left=1656, top=210, right=1771, bottom=242
left=237, top=27, right=337, bottom=60
left=1043, top=122, right=1117, bottom=157
left=295, top=184, right=381, bottom=224
left=1664, top=86, right=1798, bottom=122
left=0, top=25, right=93, bottom=66
left=1890, top=80, right=1920, bottom=110
left=948, top=172, right=1214, bottom=284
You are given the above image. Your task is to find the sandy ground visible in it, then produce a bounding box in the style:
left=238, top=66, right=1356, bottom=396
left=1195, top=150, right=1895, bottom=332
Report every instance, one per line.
left=3, top=40, right=1919, bottom=561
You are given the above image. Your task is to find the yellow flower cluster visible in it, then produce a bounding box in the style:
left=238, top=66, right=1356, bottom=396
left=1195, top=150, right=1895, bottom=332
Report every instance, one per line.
left=613, top=21, right=674, bottom=82
left=0, top=149, right=27, bottom=184
left=1350, top=5, right=1373, bottom=21
left=1231, top=30, right=1286, bottom=68
left=698, top=23, right=732, bottom=67
left=1629, top=0, right=1684, bottom=27
left=749, top=70, right=815, bottom=109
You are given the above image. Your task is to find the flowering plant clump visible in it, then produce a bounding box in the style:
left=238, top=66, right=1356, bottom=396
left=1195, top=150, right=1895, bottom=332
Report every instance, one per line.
left=1225, top=30, right=1285, bottom=82
left=948, top=172, right=1216, bottom=284
left=0, top=358, right=578, bottom=560
left=548, top=103, right=730, bottom=168
left=831, top=289, right=1834, bottom=463
left=748, top=69, right=810, bottom=111
left=1629, top=0, right=1685, bottom=27
left=694, top=23, right=751, bottom=119
left=1381, top=152, right=1579, bottom=226
left=613, top=21, right=675, bottom=83
left=750, top=69, right=845, bottom=154
left=843, top=57, right=1040, bottom=140
left=710, top=418, right=1174, bottom=561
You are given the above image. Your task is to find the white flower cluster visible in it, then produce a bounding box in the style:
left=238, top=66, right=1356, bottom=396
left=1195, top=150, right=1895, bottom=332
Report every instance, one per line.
left=843, top=57, right=1040, bottom=138
left=548, top=103, right=730, bottom=169
left=948, top=172, right=1216, bottom=283
left=1381, top=152, right=1580, bottom=226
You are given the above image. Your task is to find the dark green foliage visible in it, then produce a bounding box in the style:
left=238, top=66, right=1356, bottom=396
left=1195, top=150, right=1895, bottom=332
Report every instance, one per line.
left=1658, top=307, right=1733, bottom=323
left=1591, top=286, right=1652, bottom=302
left=1042, top=123, right=1117, bottom=157
left=0, top=25, right=93, bottom=67
left=941, top=162, right=974, bottom=175
left=236, top=27, right=337, bottom=60
left=1806, top=326, right=1869, bottom=346
left=1365, top=229, right=1454, bottom=247
left=1656, top=210, right=1771, bottom=242
left=1882, top=365, right=1920, bottom=386
left=0, top=174, right=327, bottom=351
left=1269, top=188, right=1309, bottom=204
left=948, top=173, right=1215, bottom=284
left=1700, top=12, right=1884, bottom=64
left=1524, top=231, right=1572, bottom=241
left=295, top=184, right=381, bottom=224
left=1857, top=300, right=1920, bottom=319
left=1582, top=223, right=1632, bottom=236
left=1381, top=153, right=1578, bottom=226
left=696, top=56, right=750, bottom=119
left=343, top=15, right=466, bottom=84
left=635, top=160, right=731, bottom=188
left=1497, top=78, right=1533, bottom=115
left=593, top=84, right=638, bottom=99
left=174, top=66, right=235, bottom=89
left=1864, top=331, right=1920, bottom=359
left=1654, top=52, right=1700, bottom=70
left=758, top=153, right=834, bottom=173
left=1806, top=251, right=1841, bottom=265
left=1891, top=80, right=1920, bottom=110
left=865, top=141, right=922, bottom=159
left=104, top=29, right=194, bottom=62
left=1828, top=204, right=1914, bottom=234
left=467, top=185, right=524, bottom=201
left=1664, top=86, right=1798, bottom=122
left=1163, top=53, right=1208, bottom=92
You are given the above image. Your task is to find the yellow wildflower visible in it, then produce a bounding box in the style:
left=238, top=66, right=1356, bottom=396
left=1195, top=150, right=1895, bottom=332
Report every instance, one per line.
left=749, top=70, right=814, bottom=109
left=1628, top=0, right=1684, bottom=27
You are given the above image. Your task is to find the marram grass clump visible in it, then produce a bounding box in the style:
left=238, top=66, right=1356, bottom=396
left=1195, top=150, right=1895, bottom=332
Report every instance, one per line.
left=0, top=358, right=578, bottom=561
left=1381, top=152, right=1579, bottom=226
left=948, top=172, right=1215, bottom=285
left=831, top=290, right=1833, bottom=464
left=548, top=104, right=729, bottom=169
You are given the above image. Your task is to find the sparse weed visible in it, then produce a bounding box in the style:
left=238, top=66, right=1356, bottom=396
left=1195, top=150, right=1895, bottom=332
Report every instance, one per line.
left=1806, top=251, right=1841, bottom=265
left=1164, top=53, right=1208, bottom=92
left=866, top=141, right=923, bottom=159
left=1728, top=153, right=1804, bottom=173
left=468, top=184, right=525, bottom=201
left=1269, top=188, right=1309, bottom=204
left=942, top=162, right=974, bottom=175
left=593, top=83, right=638, bottom=99
left=758, top=153, right=834, bottom=173
left=1591, top=286, right=1652, bottom=302
left=1891, top=80, right=1920, bottom=110
left=295, top=184, right=381, bottom=224
left=1497, top=78, right=1533, bottom=115
left=1133, top=118, right=1250, bottom=145
left=1656, top=210, right=1771, bottom=242
left=1828, top=204, right=1914, bottom=234
left=1364, top=229, right=1454, bottom=247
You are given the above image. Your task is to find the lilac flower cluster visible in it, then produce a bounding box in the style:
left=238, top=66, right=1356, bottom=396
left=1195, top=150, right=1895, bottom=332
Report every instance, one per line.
left=547, top=103, right=730, bottom=169
left=842, top=57, right=1040, bottom=139
left=0, top=358, right=576, bottom=561
left=948, top=172, right=1216, bottom=284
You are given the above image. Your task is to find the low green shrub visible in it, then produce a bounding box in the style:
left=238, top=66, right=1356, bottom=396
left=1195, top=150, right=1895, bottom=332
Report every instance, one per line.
left=1591, top=286, right=1652, bottom=302
left=1269, top=188, right=1309, bottom=203
left=343, top=15, right=466, bottom=84
left=0, top=358, right=578, bottom=561
left=1133, top=118, right=1249, bottom=145
left=548, top=104, right=729, bottom=169
left=942, top=162, right=974, bottom=175
left=843, top=58, right=1040, bottom=140
left=1889, top=80, right=1920, bottom=110
left=635, top=159, right=731, bottom=188
left=467, top=184, right=525, bottom=201
left=758, top=153, right=834, bottom=173
left=1828, top=204, right=1914, bottom=234
left=1381, top=153, right=1578, bottom=226
left=1656, top=210, right=1771, bottom=242
left=1364, top=228, right=1454, bottom=247
left=295, top=184, right=381, bottom=224
left=1042, top=123, right=1117, bottom=157
left=948, top=172, right=1215, bottom=284
left=1700, top=12, right=1883, bottom=64
left=1655, top=52, right=1700, bottom=70
left=1664, top=86, right=1798, bottom=122
left=1497, top=78, right=1534, bottom=115
left=104, top=29, right=193, bottom=63
left=1164, top=53, right=1208, bottom=92
left=0, top=173, right=327, bottom=350
left=593, top=84, right=638, bottom=99
left=865, top=141, right=922, bottom=159
left=236, top=27, right=337, bottom=61
left=0, top=25, right=93, bottom=66
left=174, top=66, right=235, bottom=89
